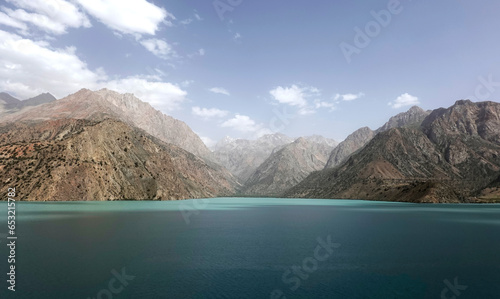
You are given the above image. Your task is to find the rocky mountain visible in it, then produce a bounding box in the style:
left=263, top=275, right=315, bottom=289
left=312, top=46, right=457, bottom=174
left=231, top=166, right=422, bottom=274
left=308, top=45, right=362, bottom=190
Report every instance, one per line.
left=241, top=137, right=335, bottom=196
left=284, top=100, right=500, bottom=203
left=0, top=118, right=238, bottom=201
left=376, top=106, right=430, bottom=133
left=0, top=92, right=56, bottom=116
left=1, top=88, right=213, bottom=162
left=325, top=106, right=430, bottom=169
left=325, top=127, right=375, bottom=169
left=213, top=133, right=294, bottom=181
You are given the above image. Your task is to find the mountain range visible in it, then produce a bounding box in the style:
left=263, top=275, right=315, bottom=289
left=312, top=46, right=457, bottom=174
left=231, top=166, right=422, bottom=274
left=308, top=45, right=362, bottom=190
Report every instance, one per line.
left=1, top=88, right=499, bottom=203
left=285, top=100, right=500, bottom=203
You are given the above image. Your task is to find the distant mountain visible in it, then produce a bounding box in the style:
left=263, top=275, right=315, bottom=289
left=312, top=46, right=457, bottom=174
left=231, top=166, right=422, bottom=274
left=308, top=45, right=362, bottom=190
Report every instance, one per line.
left=325, top=106, right=430, bottom=169
left=0, top=92, right=56, bottom=116
left=0, top=118, right=238, bottom=201
left=1, top=88, right=214, bottom=162
left=241, top=137, right=335, bottom=196
left=213, top=133, right=294, bottom=181
left=325, top=127, right=375, bottom=169
left=0, top=92, right=21, bottom=105
left=23, top=93, right=56, bottom=107
left=284, top=100, right=500, bottom=203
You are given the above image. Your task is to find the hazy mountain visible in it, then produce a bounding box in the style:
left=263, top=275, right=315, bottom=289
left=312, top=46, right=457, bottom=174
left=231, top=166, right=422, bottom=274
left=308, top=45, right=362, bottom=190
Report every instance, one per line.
left=325, top=106, right=430, bottom=169
left=284, top=100, right=500, bottom=203
left=213, top=133, right=294, bottom=181
left=0, top=92, right=56, bottom=116
left=241, top=137, right=335, bottom=196
left=0, top=92, right=20, bottom=105
left=1, top=88, right=214, bottom=162
left=0, top=118, right=238, bottom=201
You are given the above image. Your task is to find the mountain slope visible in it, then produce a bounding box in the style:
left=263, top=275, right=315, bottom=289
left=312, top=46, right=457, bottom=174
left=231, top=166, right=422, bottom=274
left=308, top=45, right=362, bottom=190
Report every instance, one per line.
left=0, top=118, right=237, bottom=201
left=241, top=137, right=335, bottom=196
left=325, top=106, right=430, bottom=169
left=213, top=133, right=294, bottom=181
left=1, top=88, right=213, bottom=161
left=285, top=100, right=500, bottom=203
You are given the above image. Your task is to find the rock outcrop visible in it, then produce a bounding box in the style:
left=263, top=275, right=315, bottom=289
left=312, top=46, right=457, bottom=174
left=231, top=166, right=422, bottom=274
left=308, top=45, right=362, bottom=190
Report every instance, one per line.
left=242, top=137, right=335, bottom=196
left=285, top=100, right=500, bottom=203
left=0, top=118, right=238, bottom=201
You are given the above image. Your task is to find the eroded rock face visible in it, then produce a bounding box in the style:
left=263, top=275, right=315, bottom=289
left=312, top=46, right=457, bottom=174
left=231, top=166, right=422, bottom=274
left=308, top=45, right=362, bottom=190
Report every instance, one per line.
left=213, top=133, right=295, bottom=182
left=1, top=88, right=214, bottom=162
left=325, top=106, right=430, bottom=169
left=241, top=137, right=335, bottom=196
left=285, top=100, right=500, bottom=203
left=0, top=119, right=238, bottom=201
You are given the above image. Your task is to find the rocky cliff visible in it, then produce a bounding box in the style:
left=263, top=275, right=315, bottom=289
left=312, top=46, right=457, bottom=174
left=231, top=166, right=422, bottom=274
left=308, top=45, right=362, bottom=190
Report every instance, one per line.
left=242, top=137, right=335, bottom=196
left=0, top=118, right=238, bottom=201
left=213, top=133, right=294, bottom=181
left=1, top=89, right=214, bottom=162
left=325, top=106, right=430, bottom=169
left=285, top=100, right=500, bottom=203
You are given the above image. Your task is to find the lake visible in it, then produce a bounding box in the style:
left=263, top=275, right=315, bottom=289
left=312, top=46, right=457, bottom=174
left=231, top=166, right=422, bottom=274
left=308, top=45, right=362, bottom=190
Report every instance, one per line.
left=0, top=198, right=499, bottom=298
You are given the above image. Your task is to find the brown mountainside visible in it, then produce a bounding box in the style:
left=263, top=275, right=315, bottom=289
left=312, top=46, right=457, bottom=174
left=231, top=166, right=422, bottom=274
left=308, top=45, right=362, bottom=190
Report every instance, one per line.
left=284, top=100, right=500, bottom=203
left=1, top=88, right=214, bottom=162
left=0, top=118, right=237, bottom=201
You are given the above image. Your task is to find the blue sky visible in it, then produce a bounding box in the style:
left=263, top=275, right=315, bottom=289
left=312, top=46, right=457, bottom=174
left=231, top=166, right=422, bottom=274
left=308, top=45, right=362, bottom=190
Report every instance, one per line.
left=1, top=0, right=500, bottom=145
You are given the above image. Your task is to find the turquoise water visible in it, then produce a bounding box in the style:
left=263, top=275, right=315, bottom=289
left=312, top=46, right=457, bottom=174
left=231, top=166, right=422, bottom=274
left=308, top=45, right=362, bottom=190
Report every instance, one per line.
left=0, top=198, right=499, bottom=298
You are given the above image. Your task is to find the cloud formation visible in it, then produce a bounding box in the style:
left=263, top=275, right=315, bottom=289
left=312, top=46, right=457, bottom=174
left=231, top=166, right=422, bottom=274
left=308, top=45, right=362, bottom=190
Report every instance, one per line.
left=389, top=93, right=420, bottom=109
left=140, top=38, right=176, bottom=59
left=5, top=0, right=91, bottom=34
left=192, top=106, right=229, bottom=119
left=0, top=29, right=188, bottom=112
left=209, top=87, right=230, bottom=96
left=76, top=0, right=171, bottom=35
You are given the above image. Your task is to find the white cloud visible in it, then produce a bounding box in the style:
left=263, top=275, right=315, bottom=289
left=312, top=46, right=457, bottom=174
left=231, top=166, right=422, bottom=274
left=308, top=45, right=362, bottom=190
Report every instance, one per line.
left=209, top=87, right=230, bottom=96
left=389, top=93, right=420, bottom=109
left=0, top=29, right=105, bottom=99
left=269, top=84, right=318, bottom=107
left=105, top=77, right=187, bottom=112
left=140, top=38, right=176, bottom=59
left=3, top=8, right=68, bottom=35
left=180, top=18, right=192, bottom=25
left=0, top=11, right=28, bottom=32
left=75, top=0, right=171, bottom=35
left=314, top=100, right=336, bottom=111
left=0, top=30, right=187, bottom=112
left=192, top=106, right=228, bottom=119
left=198, top=48, right=205, bottom=56
left=334, top=92, right=365, bottom=101
left=234, top=32, right=241, bottom=42
left=6, top=0, right=91, bottom=32
left=220, top=114, right=259, bottom=133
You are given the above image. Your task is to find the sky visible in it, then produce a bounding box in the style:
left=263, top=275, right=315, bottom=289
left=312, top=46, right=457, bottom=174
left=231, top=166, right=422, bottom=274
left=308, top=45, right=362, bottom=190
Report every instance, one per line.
left=1, top=0, right=500, bottom=146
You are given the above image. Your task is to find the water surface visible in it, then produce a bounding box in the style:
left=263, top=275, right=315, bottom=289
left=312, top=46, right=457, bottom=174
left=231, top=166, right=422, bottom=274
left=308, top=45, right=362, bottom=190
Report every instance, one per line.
left=0, top=198, right=499, bottom=298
